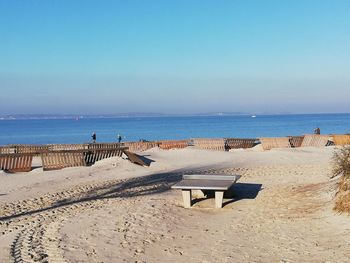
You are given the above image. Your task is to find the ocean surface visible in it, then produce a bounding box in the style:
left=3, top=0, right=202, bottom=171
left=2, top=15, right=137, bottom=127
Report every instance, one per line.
left=0, top=114, right=350, bottom=145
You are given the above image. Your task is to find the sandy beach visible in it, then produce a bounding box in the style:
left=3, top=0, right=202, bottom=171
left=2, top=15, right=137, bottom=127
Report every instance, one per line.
left=1, top=146, right=350, bottom=262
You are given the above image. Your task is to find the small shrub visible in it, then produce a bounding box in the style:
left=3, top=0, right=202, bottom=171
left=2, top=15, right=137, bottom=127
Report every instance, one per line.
left=333, top=145, right=350, bottom=213
left=331, top=145, right=350, bottom=178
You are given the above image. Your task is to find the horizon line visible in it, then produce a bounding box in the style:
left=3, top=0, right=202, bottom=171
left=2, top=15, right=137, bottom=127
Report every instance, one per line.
left=0, top=112, right=349, bottom=120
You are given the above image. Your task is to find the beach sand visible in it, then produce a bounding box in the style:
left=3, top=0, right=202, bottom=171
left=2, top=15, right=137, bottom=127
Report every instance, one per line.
left=1, top=147, right=350, bottom=262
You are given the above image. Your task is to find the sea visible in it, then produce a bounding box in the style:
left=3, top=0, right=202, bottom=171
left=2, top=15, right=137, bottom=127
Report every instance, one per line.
left=0, top=114, right=350, bottom=146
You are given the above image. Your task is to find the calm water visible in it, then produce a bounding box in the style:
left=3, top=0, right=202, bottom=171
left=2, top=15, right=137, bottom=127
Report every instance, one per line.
left=0, top=114, right=349, bottom=145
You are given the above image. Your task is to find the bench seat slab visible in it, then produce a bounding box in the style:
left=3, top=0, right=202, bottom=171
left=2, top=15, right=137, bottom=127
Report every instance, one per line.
left=172, top=179, right=234, bottom=191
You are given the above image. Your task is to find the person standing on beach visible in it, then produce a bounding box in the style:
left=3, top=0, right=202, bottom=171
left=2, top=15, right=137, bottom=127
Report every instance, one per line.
left=314, top=127, right=321, bottom=134
left=92, top=132, right=97, bottom=143
left=117, top=134, right=122, bottom=143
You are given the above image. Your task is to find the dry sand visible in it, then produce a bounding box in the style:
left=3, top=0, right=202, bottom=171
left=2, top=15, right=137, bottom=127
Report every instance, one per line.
left=1, top=147, right=350, bottom=262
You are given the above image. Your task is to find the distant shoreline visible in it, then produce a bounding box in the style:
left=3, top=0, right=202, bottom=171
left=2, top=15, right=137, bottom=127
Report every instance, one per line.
left=0, top=112, right=349, bottom=121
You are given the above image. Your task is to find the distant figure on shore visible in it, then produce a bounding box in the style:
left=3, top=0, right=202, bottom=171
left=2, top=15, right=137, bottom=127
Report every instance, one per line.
left=314, top=127, right=321, bottom=135
left=117, top=134, right=122, bottom=143
left=91, top=132, right=97, bottom=143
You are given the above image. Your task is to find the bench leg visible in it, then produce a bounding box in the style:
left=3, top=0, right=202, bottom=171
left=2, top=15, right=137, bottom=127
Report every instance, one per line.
left=182, top=190, right=192, bottom=208
left=215, top=191, right=224, bottom=208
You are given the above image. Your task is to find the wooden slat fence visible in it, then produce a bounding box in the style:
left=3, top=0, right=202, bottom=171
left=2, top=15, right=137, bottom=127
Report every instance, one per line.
left=87, top=143, right=122, bottom=150
left=192, top=138, right=226, bottom=151
left=301, top=134, right=333, bottom=147
left=158, top=140, right=190, bottom=150
left=0, top=146, right=15, bottom=154
left=49, top=144, right=88, bottom=151
left=41, top=152, right=86, bottom=171
left=124, top=150, right=150, bottom=166
left=288, top=136, right=305, bottom=148
left=84, top=149, right=124, bottom=165
left=123, top=142, right=159, bottom=152
left=259, top=137, right=291, bottom=151
left=15, top=145, right=50, bottom=154
left=332, top=134, right=350, bottom=146
left=0, top=154, right=33, bottom=172
left=225, top=138, right=257, bottom=150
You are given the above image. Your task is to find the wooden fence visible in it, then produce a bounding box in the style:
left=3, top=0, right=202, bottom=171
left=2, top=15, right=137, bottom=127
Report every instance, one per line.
left=84, top=148, right=125, bottom=165
left=49, top=144, right=88, bottom=151
left=124, top=150, right=150, bottom=166
left=288, top=136, right=305, bottom=148
left=225, top=138, right=257, bottom=150
left=301, top=134, right=333, bottom=147
left=0, top=154, right=33, bottom=172
left=87, top=143, right=122, bottom=150
left=123, top=141, right=159, bottom=152
left=192, top=138, right=226, bottom=151
left=1, top=145, right=50, bottom=155
left=158, top=140, right=189, bottom=150
left=332, top=134, right=350, bottom=146
left=259, top=137, right=291, bottom=151
left=41, top=151, right=86, bottom=171
left=41, top=147, right=128, bottom=171
left=15, top=145, right=50, bottom=154
left=0, top=146, right=15, bottom=154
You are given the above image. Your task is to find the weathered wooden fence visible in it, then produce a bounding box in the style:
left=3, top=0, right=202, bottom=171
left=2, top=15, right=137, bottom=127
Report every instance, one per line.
left=84, top=148, right=125, bottom=165
left=15, top=145, right=50, bottom=154
left=0, top=146, right=15, bottom=154
left=158, top=140, right=190, bottom=150
left=87, top=143, right=122, bottom=150
left=259, top=137, right=291, bottom=150
left=123, top=141, right=159, bottom=152
left=225, top=138, right=257, bottom=150
left=1, top=133, right=344, bottom=172
left=49, top=144, right=88, bottom=151
left=301, top=134, right=333, bottom=147
left=41, top=151, right=86, bottom=171
left=332, top=134, right=350, bottom=146
left=124, top=150, right=150, bottom=166
left=288, top=136, right=305, bottom=148
left=192, top=138, right=226, bottom=151
left=0, top=154, right=34, bottom=172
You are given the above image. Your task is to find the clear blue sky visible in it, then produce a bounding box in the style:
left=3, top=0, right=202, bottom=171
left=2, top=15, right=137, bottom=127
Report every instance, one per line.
left=0, top=0, right=349, bottom=114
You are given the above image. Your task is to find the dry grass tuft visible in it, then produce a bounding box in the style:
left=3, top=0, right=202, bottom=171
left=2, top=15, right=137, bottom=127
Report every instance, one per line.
left=332, top=145, right=350, bottom=213
left=332, top=145, right=350, bottom=178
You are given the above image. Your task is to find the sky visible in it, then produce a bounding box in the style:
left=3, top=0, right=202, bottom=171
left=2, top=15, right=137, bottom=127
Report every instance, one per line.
left=0, top=0, right=349, bottom=115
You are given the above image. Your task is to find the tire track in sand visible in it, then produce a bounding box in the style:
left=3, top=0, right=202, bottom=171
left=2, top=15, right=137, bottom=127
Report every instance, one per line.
left=1, top=167, right=254, bottom=262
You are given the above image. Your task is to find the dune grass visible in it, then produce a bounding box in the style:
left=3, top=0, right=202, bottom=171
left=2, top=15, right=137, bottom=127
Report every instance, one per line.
left=333, top=145, right=350, bottom=213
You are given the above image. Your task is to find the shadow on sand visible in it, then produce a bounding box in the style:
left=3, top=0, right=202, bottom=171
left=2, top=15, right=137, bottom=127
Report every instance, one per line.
left=137, top=155, right=155, bottom=166
left=0, top=169, right=184, bottom=221
left=192, top=183, right=263, bottom=207
left=0, top=169, right=262, bottom=221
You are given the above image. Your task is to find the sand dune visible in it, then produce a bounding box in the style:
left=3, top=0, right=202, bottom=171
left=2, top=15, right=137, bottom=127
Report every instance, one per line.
left=1, top=147, right=350, bottom=262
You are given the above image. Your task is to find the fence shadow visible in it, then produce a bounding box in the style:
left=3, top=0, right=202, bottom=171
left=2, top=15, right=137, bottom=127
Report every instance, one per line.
left=0, top=169, right=260, bottom=221
left=137, top=155, right=155, bottom=166
left=0, top=169, right=184, bottom=221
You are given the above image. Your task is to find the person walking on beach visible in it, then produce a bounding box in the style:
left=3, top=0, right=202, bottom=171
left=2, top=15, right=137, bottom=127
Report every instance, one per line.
left=314, top=127, right=321, bottom=135
left=91, top=132, right=97, bottom=143
left=117, top=134, right=122, bottom=143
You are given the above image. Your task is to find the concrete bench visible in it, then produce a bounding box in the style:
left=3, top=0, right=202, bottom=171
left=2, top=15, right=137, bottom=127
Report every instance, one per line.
left=172, top=174, right=241, bottom=208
